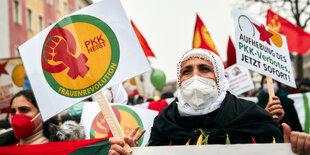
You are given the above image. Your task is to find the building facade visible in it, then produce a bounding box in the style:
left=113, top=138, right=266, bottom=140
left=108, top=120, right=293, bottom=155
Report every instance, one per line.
left=0, top=0, right=92, bottom=59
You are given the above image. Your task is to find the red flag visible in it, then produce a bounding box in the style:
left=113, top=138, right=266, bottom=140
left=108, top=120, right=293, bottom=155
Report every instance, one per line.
left=266, top=9, right=310, bottom=55
left=148, top=98, right=171, bottom=114
left=134, top=98, right=174, bottom=114
left=131, top=21, right=156, bottom=57
left=193, top=14, right=220, bottom=56
left=0, top=138, right=109, bottom=155
left=226, top=36, right=236, bottom=68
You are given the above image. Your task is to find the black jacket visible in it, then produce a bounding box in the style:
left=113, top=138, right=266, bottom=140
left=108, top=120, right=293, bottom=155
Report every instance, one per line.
left=0, top=129, right=18, bottom=146
left=149, top=92, right=283, bottom=146
left=257, top=89, right=303, bottom=132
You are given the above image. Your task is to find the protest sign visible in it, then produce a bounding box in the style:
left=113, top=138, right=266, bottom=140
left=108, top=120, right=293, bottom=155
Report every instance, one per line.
left=233, top=9, right=296, bottom=88
left=0, top=58, right=24, bottom=113
left=224, top=64, right=254, bottom=96
left=131, top=143, right=293, bottom=155
left=80, top=103, right=158, bottom=146
left=18, top=0, right=150, bottom=121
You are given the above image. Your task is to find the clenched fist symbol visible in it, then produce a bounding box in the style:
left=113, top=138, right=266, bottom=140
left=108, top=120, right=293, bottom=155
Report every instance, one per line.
left=42, top=28, right=89, bottom=80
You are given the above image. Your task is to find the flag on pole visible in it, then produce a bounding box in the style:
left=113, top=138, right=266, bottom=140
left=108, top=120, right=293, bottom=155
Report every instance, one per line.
left=226, top=36, right=236, bottom=68
left=131, top=21, right=156, bottom=57
left=193, top=14, right=219, bottom=56
left=266, top=9, right=310, bottom=55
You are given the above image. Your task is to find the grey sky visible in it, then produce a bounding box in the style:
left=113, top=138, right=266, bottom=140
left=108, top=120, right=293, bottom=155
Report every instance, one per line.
left=93, top=0, right=264, bottom=82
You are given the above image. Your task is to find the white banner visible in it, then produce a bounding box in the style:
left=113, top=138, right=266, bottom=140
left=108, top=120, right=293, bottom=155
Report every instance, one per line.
left=80, top=103, right=158, bottom=146
left=225, top=64, right=254, bottom=96
left=241, top=92, right=310, bottom=133
left=233, top=9, right=296, bottom=88
left=131, top=143, right=293, bottom=155
left=19, top=0, right=150, bottom=120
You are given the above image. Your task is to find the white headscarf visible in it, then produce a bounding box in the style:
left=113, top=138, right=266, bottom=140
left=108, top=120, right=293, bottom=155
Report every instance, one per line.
left=176, top=48, right=230, bottom=116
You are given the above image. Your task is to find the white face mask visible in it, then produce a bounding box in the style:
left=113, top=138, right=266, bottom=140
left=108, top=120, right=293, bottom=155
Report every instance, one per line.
left=180, top=75, right=218, bottom=108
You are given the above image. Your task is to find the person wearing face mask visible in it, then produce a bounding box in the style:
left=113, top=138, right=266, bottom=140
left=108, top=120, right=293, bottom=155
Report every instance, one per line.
left=8, top=90, right=85, bottom=146
left=146, top=48, right=283, bottom=146
left=9, top=90, right=49, bottom=145
left=108, top=49, right=310, bottom=155
left=257, top=76, right=302, bottom=132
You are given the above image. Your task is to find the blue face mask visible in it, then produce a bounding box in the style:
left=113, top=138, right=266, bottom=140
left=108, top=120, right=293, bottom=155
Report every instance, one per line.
left=263, top=83, right=278, bottom=93
left=68, top=102, right=84, bottom=119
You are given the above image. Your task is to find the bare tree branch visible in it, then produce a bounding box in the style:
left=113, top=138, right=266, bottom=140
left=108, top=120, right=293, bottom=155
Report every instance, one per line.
left=236, top=0, right=310, bottom=29
left=302, top=15, right=310, bottom=28
left=300, top=1, right=309, bottom=13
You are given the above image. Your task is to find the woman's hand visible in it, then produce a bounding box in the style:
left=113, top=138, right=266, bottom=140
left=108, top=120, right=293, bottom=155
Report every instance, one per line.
left=282, top=123, right=310, bottom=155
left=265, top=96, right=284, bottom=124
left=108, top=126, right=146, bottom=155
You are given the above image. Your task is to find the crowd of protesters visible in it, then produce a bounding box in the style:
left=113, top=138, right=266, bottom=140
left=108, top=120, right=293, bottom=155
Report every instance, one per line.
left=0, top=48, right=310, bottom=154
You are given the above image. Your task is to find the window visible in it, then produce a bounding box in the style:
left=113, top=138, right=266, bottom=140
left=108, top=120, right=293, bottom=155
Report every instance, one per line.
left=47, top=0, right=53, bottom=6
left=27, top=9, right=32, bottom=31
left=39, top=16, right=43, bottom=31
left=56, top=0, right=60, bottom=11
left=64, top=2, right=68, bottom=15
left=13, top=0, right=21, bottom=24
left=70, top=8, right=75, bottom=13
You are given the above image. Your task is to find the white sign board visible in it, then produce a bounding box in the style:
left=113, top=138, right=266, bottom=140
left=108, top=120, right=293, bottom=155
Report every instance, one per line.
left=19, top=0, right=150, bottom=120
left=131, top=143, right=294, bottom=155
left=80, top=103, right=158, bottom=146
left=225, top=64, right=254, bottom=96
left=233, top=9, right=296, bottom=88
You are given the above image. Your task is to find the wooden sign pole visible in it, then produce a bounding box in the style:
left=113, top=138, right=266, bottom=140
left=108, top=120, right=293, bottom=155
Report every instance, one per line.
left=266, top=76, right=279, bottom=120
left=94, top=91, right=132, bottom=152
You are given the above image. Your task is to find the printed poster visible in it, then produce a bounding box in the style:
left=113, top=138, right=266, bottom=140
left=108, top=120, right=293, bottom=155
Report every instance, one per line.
left=233, top=9, right=295, bottom=88
left=80, top=103, right=158, bottom=146
left=19, top=0, right=150, bottom=120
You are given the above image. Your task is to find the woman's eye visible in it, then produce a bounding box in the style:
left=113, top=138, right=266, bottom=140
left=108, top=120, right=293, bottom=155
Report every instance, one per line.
left=20, top=108, right=30, bottom=114
left=182, top=70, right=190, bottom=75
left=201, top=67, right=211, bottom=72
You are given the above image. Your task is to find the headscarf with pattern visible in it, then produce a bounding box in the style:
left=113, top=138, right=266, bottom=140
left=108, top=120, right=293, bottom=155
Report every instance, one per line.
left=176, top=48, right=230, bottom=116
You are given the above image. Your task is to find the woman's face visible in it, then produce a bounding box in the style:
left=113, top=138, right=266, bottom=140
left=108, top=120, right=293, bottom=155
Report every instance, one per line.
left=10, top=95, right=42, bottom=125
left=263, top=78, right=278, bottom=85
left=180, top=57, right=216, bottom=84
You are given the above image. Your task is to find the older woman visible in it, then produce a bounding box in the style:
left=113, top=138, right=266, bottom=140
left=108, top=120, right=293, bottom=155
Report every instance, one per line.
left=147, top=48, right=282, bottom=145
left=109, top=49, right=310, bottom=154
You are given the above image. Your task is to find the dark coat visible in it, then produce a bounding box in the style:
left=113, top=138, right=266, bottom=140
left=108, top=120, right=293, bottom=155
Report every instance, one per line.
left=257, top=89, right=303, bottom=132
left=148, top=92, right=283, bottom=146
left=0, top=129, right=18, bottom=146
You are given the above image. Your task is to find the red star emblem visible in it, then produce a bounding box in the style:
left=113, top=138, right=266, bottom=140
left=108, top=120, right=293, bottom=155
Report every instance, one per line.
left=253, top=23, right=274, bottom=45
left=0, top=61, right=9, bottom=76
